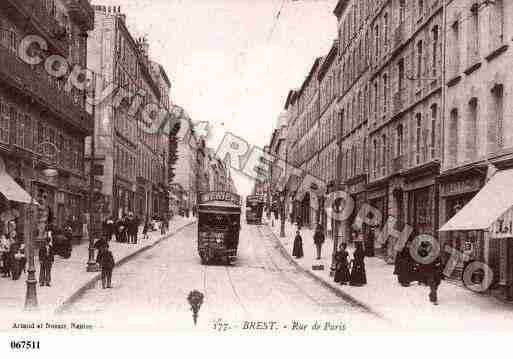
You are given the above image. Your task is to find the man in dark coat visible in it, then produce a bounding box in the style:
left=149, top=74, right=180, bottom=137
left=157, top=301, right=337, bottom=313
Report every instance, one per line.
left=102, top=217, right=115, bottom=242
left=422, top=256, right=444, bottom=305
left=97, top=244, right=115, bottom=289
left=313, top=224, right=325, bottom=260
left=365, top=228, right=376, bottom=257
left=127, top=213, right=138, bottom=244
left=38, top=238, right=54, bottom=286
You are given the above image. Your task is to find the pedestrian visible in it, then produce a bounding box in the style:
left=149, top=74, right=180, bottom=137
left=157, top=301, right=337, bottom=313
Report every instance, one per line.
left=38, top=238, right=54, bottom=287
left=334, top=242, right=351, bottom=285
left=292, top=230, right=304, bottom=258
left=97, top=244, right=115, bottom=289
left=313, top=224, right=325, bottom=260
left=115, top=216, right=123, bottom=242
left=0, top=230, right=11, bottom=278
left=11, top=241, right=25, bottom=280
left=349, top=242, right=367, bottom=286
left=128, top=213, right=138, bottom=244
left=142, top=216, right=150, bottom=240
left=422, top=255, right=444, bottom=305
left=365, top=227, right=376, bottom=257
left=103, top=216, right=115, bottom=242
left=394, top=243, right=415, bottom=287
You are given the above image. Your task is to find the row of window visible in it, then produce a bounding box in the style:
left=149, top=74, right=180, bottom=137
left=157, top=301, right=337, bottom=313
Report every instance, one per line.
left=0, top=99, right=84, bottom=173
left=447, top=84, right=504, bottom=166
left=447, top=0, right=504, bottom=78
left=369, top=103, right=439, bottom=180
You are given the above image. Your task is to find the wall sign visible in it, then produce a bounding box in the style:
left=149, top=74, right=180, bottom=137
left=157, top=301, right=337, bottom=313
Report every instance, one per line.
left=440, top=178, right=481, bottom=197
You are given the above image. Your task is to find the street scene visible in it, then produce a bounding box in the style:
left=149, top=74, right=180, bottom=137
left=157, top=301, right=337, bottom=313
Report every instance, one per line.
left=1, top=0, right=513, bottom=339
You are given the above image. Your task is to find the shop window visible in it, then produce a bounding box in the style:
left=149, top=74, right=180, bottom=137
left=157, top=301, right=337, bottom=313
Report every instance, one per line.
left=467, top=97, right=478, bottom=161
left=430, top=104, right=437, bottom=158
left=416, top=113, right=422, bottom=164
left=490, top=0, right=504, bottom=49
left=416, top=40, right=423, bottom=79
left=451, top=20, right=460, bottom=77
left=491, top=84, right=504, bottom=151
left=399, top=0, right=406, bottom=24
left=432, top=26, right=439, bottom=76
left=449, top=109, right=459, bottom=166
left=396, top=124, right=403, bottom=157
left=468, top=3, right=480, bottom=64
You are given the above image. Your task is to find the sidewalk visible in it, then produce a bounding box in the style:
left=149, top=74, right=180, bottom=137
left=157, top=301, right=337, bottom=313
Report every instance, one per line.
left=267, top=219, right=513, bottom=330
left=0, top=216, right=195, bottom=319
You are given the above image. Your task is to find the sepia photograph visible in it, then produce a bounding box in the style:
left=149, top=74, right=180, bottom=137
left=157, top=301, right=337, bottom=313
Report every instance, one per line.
left=0, top=0, right=513, bottom=352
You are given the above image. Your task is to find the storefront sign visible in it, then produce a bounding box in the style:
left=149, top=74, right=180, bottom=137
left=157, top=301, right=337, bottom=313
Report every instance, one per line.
left=490, top=208, right=513, bottom=239
left=199, top=192, right=241, bottom=206
left=440, top=178, right=481, bottom=197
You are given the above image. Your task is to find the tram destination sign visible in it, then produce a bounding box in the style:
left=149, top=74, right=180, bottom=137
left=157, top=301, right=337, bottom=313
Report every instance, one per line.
left=199, top=191, right=241, bottom=206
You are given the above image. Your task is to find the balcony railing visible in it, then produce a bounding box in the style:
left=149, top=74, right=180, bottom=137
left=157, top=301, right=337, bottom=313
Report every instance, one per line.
left=0, top=43, right=92, bottom=134
left=410, top=146, right=439, bottom=167
left=6, top=0, right=69, bottom=55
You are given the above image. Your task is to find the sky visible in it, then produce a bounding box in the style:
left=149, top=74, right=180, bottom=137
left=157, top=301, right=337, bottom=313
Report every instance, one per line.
left=92, top=0, right=339, bottom=196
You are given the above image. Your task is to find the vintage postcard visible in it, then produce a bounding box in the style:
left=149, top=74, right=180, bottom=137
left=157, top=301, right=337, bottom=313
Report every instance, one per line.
left=1, top=0, right=513, bottom=353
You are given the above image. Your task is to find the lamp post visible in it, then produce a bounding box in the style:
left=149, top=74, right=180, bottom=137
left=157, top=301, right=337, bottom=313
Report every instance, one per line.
left=25, top=141, right=60, bottom=310
left=86, top=73, right=98, bottom=273
left=280, top=192, right=286, bottom=238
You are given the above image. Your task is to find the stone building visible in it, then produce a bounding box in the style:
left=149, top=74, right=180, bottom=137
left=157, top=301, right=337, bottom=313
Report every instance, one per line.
left=87, top=5, right=168, bottom=220
left=288, top=58, right=322, bottom=229
left=173, top=116, right=200, bottom=215
left=439, top=0, right=513, bottom=293
left=317, top=40, right=340, bottom=233
left=149, top=60, right=171, bottom=217
left=0, top=0, right=94, bottom=236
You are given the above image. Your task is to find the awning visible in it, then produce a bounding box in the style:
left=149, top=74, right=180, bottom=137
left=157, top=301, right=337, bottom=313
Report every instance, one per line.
left=440, top=168, right=513, bottom=232
left=0, top=172, right=33, bottom=204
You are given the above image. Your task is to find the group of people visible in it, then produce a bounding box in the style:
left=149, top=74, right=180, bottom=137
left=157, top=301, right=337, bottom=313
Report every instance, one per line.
left=102, top=213, right=140, bottom=244
left=394, top=240, right=444, bottom=305
left=0, top=222, right=26, bottom=281
left=103, top=213, right=170, bottom=244
left=292, top=225, right=367, bottom=287
left=291, top=221, right=444, bottom=304
left=333, top=241, right=367, bottom=286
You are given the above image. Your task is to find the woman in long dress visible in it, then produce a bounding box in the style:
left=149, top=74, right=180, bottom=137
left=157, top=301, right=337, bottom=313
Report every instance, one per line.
left=394, top=244, right=414, bottom=286
left=349, top=242, right=367, bottom=286
left=292, top=230, right=304, bottom=258
left=334, top=243, right=351, bottom=285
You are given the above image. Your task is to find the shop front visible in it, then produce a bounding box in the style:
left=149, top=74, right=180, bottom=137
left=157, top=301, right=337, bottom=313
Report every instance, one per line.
left=440, top=168, right=513, bottom=293
left=114, top=177, right=135, bottom=218
left=438, top=173, right=484, bottom=279
left=406, top=183, right=437, bottom=237
left=366, top=181, right=389, bottom=261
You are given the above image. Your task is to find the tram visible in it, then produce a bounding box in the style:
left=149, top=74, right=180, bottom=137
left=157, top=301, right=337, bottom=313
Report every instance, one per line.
left=197, top=191, right=241, bottom=265
left=245, top=194, right=264, bottom=224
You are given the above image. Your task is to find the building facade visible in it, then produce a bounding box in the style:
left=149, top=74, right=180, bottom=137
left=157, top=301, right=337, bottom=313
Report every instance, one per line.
left=0, top=0, right=94, bottom=237
left=439, top=0, right=513, bottom=290
left=288, top=58, right=322, bottom=229
left=88, top=5, right=168, bottom=220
